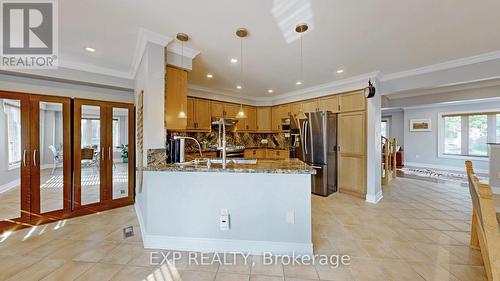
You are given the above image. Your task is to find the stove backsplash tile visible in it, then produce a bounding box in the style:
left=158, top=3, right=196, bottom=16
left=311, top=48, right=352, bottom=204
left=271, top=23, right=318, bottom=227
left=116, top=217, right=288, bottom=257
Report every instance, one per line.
left=167, top=131, right=289, bottom=153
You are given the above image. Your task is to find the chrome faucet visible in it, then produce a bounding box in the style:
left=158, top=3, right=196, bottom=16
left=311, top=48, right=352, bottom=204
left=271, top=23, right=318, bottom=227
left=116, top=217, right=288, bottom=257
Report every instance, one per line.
left=217, top=118, right=227, bottom=168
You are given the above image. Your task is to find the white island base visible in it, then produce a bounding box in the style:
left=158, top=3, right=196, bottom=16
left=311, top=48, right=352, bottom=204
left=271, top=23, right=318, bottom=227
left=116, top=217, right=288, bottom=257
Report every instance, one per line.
left=135, top=162, right=314, bottom=255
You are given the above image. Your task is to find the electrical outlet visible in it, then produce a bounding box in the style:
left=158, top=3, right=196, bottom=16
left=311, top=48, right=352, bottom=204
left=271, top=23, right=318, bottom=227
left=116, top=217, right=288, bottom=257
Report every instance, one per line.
left=286, top=210, right=295, bottom=224
left=415, top=154, right=420, bottom=159
left=220, top=209, right=230, bottom=231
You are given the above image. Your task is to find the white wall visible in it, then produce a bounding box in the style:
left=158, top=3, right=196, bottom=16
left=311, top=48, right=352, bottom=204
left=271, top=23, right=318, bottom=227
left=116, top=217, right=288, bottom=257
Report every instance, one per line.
left=382, top=110, right=404, bottom=147
left=404, top=101, right=500, bottom=172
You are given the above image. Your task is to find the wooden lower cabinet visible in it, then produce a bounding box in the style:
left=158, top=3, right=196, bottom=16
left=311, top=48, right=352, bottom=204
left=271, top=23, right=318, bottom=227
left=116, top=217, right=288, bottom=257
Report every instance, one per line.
left=244, top=149, right=289, bottom=159
left=338, top=155, right=366, bottom=197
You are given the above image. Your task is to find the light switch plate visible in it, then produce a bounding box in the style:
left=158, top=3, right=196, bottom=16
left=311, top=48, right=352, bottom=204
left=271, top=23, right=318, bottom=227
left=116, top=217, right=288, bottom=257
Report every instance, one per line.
left=497, top=172, right=500, bottom=179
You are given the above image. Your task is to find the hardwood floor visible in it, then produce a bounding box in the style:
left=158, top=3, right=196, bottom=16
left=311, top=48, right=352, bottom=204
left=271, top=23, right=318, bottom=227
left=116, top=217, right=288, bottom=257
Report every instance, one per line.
left=0, top=177, right=487, bottom=281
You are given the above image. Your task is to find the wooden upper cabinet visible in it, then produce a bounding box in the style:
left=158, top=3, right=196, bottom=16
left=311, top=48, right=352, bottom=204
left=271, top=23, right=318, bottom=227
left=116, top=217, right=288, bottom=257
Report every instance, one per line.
left=165, top=66, right=188, bottom=130
left=186, top=97, right=195, bottom=130
left=290, top=103, right=301, bottom=118
left=318, top=95, right=339, bottom=113
left=244, top=106, right=257, bottom=131
left=211, top=101, right=224, bottom=119
left=256, top=107, right=272, bottom=132
left=224, top=103, right=240, bottom=119
left=339, top=91, right=365, bottom=112
left=195, top=99, right=211, bottom=131
left=271, top=104, right=291, bottom=131
left=302, top=100, right=318, bottom=113
left=338, top=111, right=366, bottom=156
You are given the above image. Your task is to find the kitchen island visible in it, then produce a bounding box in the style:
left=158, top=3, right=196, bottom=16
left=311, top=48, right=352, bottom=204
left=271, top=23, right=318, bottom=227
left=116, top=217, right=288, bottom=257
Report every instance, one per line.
left=135, top=158, right=315, bottom=255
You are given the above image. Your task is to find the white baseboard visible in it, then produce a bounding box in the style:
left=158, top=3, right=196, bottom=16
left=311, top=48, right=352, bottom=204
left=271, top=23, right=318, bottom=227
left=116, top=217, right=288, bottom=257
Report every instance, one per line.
left=405, top=162, right=489, bottom=174
left=134, top=202, right=312, bottom=255
left=0, top=179, right=20, bottom=193
left=365, top=190, right=383, bottom=204
left=142, top=235, right=313, bottom=256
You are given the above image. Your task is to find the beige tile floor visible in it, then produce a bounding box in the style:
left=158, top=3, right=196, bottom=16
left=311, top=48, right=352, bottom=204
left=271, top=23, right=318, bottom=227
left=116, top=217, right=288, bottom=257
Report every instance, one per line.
left=0, top=177, right=487, bottom=281
left=0, top=163, right=129, bottom=221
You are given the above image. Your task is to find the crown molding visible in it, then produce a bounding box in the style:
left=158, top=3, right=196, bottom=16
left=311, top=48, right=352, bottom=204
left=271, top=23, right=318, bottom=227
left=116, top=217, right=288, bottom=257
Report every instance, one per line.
left=380, top=50, right=500, bottom=81
left=129, top=28, right=173, bottom=79
left=188, top=71, right=380, bottom=106
left=188, top=85, right=257, bottom=105
left=59, top=59, right=132, bottom=80
left=167, top=42, right=201, bottom=59
left=265, top=71, right=380, bottom=104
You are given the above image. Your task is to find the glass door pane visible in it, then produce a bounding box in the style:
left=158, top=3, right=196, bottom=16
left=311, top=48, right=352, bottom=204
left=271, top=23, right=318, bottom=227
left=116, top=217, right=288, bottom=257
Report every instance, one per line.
left=39, top=102, right=65, bottom=213
left=80, top=105, right=102, bottom=205
left=111, top=107, right=129, bottom=200
left=0, top=98, right=23, bottom=221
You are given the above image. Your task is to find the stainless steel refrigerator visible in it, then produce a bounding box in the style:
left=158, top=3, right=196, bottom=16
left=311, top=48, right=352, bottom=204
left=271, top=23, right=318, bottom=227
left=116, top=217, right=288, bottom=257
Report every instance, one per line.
left=299, top=111, right=337, bottom=196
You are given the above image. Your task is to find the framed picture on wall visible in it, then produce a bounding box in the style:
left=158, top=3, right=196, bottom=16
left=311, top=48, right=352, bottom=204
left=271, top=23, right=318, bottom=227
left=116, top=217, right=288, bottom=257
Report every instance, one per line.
left=410, top=119, right=431, bottom=132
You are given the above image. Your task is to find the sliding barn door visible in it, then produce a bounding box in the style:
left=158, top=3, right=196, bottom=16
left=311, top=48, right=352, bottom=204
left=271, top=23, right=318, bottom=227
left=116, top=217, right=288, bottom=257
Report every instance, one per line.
left=0, top=92, right=31, bottom=229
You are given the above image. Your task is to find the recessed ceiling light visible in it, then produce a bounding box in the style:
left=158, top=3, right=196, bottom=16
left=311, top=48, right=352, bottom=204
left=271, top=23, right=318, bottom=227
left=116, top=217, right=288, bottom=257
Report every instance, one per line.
left=206, top=73, right=213, bottom=79
left=336, top=69, right=344, bottom=74
left=296, top=81, right=302, bottom=85
left=231, top=58, right=238, bottom=63
left=84, top=47, right=96, bottom=53
left=236, top=85, right=242, bottom=89
left=268, top=89, right=273, bottom=93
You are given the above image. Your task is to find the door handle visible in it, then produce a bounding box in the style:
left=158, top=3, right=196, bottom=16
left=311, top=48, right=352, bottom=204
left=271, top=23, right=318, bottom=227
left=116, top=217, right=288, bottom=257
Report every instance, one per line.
left=109, top=147, right=112, bottom=162
left=23, top=149, right=27, bottom=167
left=33, top=149, right=37, bottom=167
left=311, top=166, right=322, bottom=169
left=101, top=147, right=104, bottom=161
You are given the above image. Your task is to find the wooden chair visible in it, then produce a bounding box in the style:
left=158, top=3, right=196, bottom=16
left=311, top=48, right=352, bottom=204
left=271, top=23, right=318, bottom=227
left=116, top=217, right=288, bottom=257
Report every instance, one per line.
left=465, top=160, right=500, bottom=281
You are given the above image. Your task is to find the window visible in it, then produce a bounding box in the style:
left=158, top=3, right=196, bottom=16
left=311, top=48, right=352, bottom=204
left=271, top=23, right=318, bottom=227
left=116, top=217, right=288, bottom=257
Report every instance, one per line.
left=444, top=116, right=461, bottom=155
left=468, top=115, right=487, bottom=156
left=441, top=112, right=500, bottom=158
left=381, top=120, right=388, bottom=138
left=497, top=114, right=500, bottom=142
left=112, top=119, right=119, bottom=147
left=5, top=103, right=21, bottom=166
left=81, top=119, right=101, bottom=148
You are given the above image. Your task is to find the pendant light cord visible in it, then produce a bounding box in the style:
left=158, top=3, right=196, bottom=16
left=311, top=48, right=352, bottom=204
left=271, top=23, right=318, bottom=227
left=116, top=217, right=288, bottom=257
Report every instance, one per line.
left=300, top=35, right=303, bottom=81
left=240, top=37, right=243, bottom=85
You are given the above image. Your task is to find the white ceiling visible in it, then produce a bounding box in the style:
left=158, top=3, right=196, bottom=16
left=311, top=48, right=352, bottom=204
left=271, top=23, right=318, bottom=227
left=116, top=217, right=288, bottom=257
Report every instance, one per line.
left=59, top=0, right=500, bottom=97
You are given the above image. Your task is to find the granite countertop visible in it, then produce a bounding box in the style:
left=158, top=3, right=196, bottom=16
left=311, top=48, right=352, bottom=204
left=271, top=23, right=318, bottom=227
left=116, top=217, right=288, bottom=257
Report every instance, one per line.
left=143, top=158, right=316, bottom=174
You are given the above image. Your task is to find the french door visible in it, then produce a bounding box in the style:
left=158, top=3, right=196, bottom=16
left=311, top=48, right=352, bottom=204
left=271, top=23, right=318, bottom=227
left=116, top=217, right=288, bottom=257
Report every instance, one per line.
left=0, top=92, right=71, bottom=230
left=30, top=95, right=72, bottom=219
left=74, top=99, right=134, bottom=210
left=0, top=92, right=31, bottom=229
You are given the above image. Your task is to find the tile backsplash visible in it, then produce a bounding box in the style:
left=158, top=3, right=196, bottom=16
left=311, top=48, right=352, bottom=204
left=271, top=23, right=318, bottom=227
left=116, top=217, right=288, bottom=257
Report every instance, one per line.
left=167, top=131, right=290, bottom=153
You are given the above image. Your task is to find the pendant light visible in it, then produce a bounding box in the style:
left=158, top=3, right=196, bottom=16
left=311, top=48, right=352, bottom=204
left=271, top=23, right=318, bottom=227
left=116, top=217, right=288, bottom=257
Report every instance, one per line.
left=176, top=33, right=189, bottom=119
left=236, top=104, right=247, bottom=119
left=295, top=23, right=308, bottom=86
left=235, top=28, right=248, bottom=119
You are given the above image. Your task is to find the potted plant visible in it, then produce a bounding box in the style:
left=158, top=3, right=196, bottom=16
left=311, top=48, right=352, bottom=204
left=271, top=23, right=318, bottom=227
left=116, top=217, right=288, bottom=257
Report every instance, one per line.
left=119, top=144, right=129, bottom=163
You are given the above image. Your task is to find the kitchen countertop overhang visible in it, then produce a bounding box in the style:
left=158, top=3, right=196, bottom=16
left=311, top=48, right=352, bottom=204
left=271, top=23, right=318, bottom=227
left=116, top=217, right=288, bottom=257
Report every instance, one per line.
left=144, top=158, right=316, bottom=174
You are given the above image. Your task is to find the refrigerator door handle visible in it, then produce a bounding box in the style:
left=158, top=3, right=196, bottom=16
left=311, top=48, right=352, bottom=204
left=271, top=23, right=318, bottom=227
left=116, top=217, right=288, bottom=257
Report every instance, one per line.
left=304, top=121, right=308, bottom=155
left=311, top=166, right=322, bottom=169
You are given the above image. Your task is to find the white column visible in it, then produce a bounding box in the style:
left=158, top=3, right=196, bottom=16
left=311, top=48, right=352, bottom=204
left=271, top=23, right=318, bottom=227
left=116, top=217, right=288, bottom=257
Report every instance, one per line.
left=135, top=42, right=166, bottom=163
left=365, top=82, right=383, bottom=204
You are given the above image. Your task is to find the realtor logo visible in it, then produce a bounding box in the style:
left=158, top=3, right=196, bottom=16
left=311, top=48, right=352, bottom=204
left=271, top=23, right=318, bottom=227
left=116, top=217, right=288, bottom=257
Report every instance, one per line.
left=1, top=0, right=58, bottom=69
